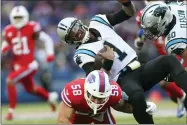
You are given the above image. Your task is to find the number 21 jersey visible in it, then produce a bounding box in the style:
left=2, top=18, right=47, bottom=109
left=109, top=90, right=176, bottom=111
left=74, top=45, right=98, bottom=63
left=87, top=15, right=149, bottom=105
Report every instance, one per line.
left=2, top=21, right=41, bottom=67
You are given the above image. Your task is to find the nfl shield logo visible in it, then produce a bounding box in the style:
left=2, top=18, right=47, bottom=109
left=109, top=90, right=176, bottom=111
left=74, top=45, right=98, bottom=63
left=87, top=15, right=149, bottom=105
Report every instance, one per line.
left=87, top=74, right=96, bottom=84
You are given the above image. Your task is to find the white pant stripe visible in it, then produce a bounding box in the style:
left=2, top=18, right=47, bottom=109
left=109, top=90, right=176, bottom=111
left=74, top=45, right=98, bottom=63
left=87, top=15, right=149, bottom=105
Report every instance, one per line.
left=13, top=68, right=34, bottom=82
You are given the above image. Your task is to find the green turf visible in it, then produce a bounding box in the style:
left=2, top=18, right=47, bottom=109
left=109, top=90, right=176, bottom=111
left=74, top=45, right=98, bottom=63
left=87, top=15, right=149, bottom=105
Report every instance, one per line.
left=116, top=116, right=186, bottom=124
left=2, top=119, right=56, bottom=124
left=2, top=116, right=186, bottom=124
left=1, top=100, right=187, bottom=124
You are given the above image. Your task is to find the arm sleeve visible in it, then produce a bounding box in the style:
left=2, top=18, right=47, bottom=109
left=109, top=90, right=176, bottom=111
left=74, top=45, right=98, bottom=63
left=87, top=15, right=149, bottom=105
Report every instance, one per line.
left=38, top=31, right=54, bottom=55
left=82, top=62, right=95, bottom=76
left=61, top=88, right=72, bottom=108
left=73, top=53, right=95, bottom=76
left=74, top=50, right=104, bottom=76
left=110, top=81, right=123, bottom=105
left=1, top=29, right=11, bottom=54
left=106, top=9, right=131, bottom=26
left=106, top=1, right=136, bottom=26
left=32, top=21, right=41, bottom=33
left=73, top=49, right=96, bottom=68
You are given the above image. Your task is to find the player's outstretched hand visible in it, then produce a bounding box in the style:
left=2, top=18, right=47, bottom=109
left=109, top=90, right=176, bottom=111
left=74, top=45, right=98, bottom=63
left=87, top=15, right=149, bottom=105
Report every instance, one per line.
left=98, top=45, right=114, bottom=61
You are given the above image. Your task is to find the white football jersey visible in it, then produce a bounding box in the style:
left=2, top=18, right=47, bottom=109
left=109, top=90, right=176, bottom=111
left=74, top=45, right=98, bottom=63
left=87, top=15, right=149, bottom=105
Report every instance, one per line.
left=74, top=14, right=137, bottom=81
left=165, top=3, right=187, bottom=54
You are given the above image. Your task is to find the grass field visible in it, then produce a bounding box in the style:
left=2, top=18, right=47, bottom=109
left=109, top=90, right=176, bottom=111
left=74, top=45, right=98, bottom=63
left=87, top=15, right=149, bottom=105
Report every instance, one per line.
left=1, top=100, right=187, bottom=124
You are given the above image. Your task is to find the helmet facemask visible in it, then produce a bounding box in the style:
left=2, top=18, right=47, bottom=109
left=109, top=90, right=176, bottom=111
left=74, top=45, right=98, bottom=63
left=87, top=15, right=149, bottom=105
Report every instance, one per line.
left=141, top=3, right=173, bottom=40
left=65, top=20, right=90, bottom=45
left=84, top=70, right=112, bottom=114
left=84, top=89, right=110, bottom=114
left=141, top=18, right=163, bottom=40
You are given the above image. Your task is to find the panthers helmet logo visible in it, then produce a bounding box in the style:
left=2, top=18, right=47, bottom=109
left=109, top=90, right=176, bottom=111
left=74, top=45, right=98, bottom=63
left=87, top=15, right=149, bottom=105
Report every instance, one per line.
left=153, top=6, right=168, bottom=19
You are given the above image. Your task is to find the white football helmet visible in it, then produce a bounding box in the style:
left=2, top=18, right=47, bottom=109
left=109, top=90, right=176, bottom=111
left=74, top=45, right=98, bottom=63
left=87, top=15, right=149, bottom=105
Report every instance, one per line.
left=57, top=17, right=90, bottom=45
left=84, top=70, right=112, bottom=114
left=141, top=3, right=173, bottom=39
left=9, top=6, right=29, bottom=29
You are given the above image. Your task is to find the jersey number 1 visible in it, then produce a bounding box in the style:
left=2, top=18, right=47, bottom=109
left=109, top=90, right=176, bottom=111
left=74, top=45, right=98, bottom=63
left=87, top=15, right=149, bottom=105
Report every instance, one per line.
left=12, top=36, right=30, bottom=55
left=104, top=41, right=127, bottom=61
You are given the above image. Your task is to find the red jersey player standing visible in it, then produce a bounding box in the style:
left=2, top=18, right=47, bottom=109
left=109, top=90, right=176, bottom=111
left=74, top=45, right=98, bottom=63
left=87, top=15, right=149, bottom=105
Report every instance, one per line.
left=1, top=6, right=58, bottom=120
left=134, top=0, right=186, bottom=118
left=57, top=70, right=157, bottom=124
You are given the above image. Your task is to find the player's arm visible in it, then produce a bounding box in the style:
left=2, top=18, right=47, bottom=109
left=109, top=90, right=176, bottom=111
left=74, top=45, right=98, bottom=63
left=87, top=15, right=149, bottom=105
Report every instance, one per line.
left=75, top=45, right=114, bottom=76
left=57, top=101, right=75, bottom=124
left=1, top=39, right=11, bottom=55
left=33, top=22, right=55, bottom=62
left=112, top=100, right=157, bottom=115
left=57, top=87, right=75, bottom=124
left=112, top=99, right=133, bottom=113
left=1, top=31, right=11, bottom=55
left=97, top=45, right=114, bottom=75
left=106, top=0, right=136, bottom=26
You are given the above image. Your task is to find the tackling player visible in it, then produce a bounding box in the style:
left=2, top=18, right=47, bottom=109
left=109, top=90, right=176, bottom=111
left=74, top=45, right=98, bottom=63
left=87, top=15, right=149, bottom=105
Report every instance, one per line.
left=134, top=0, right=186, bottom=118
left=1, top=6, right=58, bottom=120
left=57, top=70, right=157, bottom=124
left=57, top=0, right=187, bottom=123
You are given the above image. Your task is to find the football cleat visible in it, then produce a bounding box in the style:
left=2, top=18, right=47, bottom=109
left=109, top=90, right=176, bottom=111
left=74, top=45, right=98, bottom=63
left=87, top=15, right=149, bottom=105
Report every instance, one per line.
left=176, top=98, right=186, bottom=118
left=5, top=113, right=13, bottom=120
left=48, top=92, right=59, bottom=112
left=176, top=92, right=186, bottom=118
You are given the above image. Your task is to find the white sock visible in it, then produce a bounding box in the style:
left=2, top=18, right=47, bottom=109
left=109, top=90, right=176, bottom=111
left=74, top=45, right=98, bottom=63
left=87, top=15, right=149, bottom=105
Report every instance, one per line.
left=8, top=108, right=14, bottom=113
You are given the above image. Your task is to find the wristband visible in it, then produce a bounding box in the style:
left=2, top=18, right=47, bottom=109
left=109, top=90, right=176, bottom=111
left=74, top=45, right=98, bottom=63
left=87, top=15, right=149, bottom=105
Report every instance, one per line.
left=102, top=59, right=113, bottom=71
left=122, top=0, right=132, bottom=6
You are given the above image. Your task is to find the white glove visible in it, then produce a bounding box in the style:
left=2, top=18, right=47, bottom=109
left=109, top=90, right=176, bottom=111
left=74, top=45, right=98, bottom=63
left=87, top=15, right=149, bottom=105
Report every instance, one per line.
left=134, top=37, right=144, bottom=50
left=146, top=101, right=157, bottom=115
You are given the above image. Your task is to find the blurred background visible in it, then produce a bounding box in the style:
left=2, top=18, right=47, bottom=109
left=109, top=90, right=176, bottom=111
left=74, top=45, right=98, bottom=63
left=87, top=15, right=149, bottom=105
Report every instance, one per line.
left=1, top=0, right=166, bottom=104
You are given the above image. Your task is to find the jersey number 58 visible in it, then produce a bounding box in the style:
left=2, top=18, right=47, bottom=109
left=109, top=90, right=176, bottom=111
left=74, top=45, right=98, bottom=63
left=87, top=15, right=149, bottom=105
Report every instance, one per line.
left=71, top=84, right=82, bottom=96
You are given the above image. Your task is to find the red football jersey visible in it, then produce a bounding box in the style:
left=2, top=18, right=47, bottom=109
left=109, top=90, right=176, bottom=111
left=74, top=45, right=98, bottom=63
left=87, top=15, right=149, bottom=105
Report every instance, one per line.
left=136, top=9, right=167, bottom=55
left=2, top=21, right=41, bottom=67
left=61, top=78, right=122, bottom=115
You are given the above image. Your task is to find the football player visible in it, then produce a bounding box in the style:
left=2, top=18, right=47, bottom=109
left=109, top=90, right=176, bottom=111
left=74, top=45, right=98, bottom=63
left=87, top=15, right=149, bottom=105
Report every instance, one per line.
left=57, top=0, right=187, bottom=123
left=57, top=70, right=157, bottom=124
left=134, top=0, right=186, bottom=118
left=140, top=1, right=187, bottom=65
left=1, top=6, right=57, bottom=120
